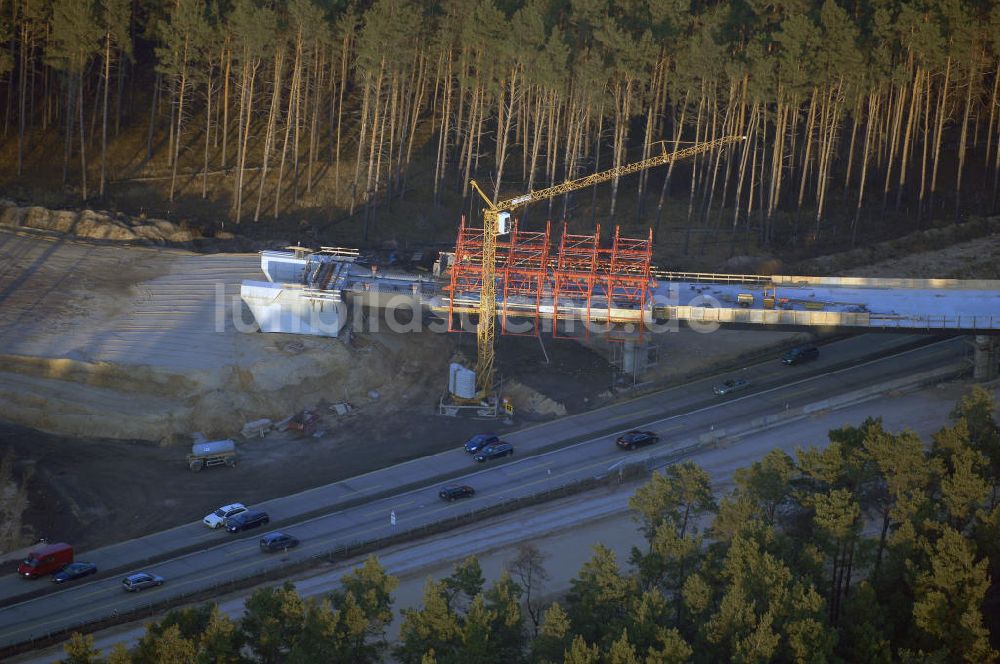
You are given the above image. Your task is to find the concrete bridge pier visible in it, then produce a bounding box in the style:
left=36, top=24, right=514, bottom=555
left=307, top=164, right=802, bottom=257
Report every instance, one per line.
left=612, top=339, right=659, bottom=387
left=973, top=335, right=999, bottom=381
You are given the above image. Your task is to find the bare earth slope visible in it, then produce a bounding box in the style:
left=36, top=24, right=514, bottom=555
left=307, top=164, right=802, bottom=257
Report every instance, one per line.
left=0, top=228, right=428, bottom=439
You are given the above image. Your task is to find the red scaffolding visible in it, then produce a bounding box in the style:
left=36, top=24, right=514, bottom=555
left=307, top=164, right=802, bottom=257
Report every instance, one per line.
left=447, top=218, right=652, bottom=339
left=552, top=223, right=600, bottom=338
left=600, top=226, right=654, bottom=340
left=447, top=216, right=485, bottom=330
left=497, top=220, right=551, bottom=335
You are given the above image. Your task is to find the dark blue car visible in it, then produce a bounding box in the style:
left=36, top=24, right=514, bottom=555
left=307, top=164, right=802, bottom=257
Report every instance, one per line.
left=226, top=510, right=270, bottom=533
left=52, top=562, right=97, bottom=583
left=259, top=532, right=299, bottom=552
left=474, top=442, right=514, bottom=462
left=464, top=433, right=500, bottom=454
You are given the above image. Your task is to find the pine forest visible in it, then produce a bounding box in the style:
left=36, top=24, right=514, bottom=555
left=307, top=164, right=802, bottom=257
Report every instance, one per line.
left=2, top=0, right=1000, bottom=247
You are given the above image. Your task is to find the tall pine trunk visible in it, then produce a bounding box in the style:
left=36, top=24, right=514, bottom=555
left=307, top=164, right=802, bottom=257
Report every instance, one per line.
left=275, top=32, right=302, bottom=218
left=78, top=72, right=87, bottom=200
left=100, top=37, right=112, bottom=197
left=169, top=39, right=189, bottom=202
left=254, top=47, right=285, bottom=222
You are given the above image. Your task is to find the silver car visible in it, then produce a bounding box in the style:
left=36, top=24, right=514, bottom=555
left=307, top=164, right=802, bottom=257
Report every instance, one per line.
left=713, top=377, right=750, bottom=396
left=203, top=503, right=247, bottom=529
left=122, top=572, right=164, bottom=592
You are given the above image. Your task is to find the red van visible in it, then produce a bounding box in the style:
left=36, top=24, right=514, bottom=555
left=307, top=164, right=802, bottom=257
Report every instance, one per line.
left=18, top=543, right=74, bottom=579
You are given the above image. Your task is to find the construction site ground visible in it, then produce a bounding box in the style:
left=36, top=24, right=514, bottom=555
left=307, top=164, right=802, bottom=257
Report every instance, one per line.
left=0, top=220, right=996, bottom=555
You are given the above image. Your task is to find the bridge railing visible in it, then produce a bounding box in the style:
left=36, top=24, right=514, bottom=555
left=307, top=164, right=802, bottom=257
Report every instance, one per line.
left=868, top=313, right=1000, bottom=329
left=650, top=270, right=772, bottom=285
left=655, top=305, right=1000, bottom=330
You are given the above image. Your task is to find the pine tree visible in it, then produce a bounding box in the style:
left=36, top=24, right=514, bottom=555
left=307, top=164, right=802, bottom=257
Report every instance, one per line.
left=329, top=554, right=399, bottom=661
left=96, top=0, right=130, bottom=197
left=155, top=0, right=211, bottom=201
left=563, top=634, right=600, bottom=664
left=240, top=582, right=306, bottom=664
left=46, top=0, right=100, bottom=199
left=566, top=544, right=635, bottom=649
left=395, top=578, right=462, bottom=664
left=483, top=571, right=525, bottom=663
left=531, top=602, right=572, bottom=663
left=197, top=605, right=242, bottom=663
left=62, top=632, right=100, bottom=663
left=912, top=527, right=997, bottom=662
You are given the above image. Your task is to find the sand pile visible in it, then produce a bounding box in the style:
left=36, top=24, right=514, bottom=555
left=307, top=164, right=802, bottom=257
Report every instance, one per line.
left=503, top=380, right=568, bottom=418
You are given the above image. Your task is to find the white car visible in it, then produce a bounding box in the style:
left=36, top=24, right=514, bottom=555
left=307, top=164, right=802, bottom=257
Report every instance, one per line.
left=203, top=503, right=247, bottom=529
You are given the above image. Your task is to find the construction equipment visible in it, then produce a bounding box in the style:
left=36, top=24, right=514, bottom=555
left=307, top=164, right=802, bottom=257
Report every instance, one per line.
left=467, top=134, right=746, bottom=399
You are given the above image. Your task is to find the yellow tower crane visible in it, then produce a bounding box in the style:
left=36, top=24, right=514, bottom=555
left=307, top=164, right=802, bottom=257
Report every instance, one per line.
left=468, top=134, right=745, bottom=399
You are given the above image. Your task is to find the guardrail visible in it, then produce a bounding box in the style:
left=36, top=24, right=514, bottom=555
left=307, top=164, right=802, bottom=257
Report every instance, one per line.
left=654, top=305, right=1000, bottom=330
left=650, top=270, right=772, bottom=285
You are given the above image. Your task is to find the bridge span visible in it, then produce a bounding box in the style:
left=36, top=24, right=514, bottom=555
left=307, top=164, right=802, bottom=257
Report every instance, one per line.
left=240, top=250, right=1000, bottom=379
left=649, top=271, right=1000, bottom=332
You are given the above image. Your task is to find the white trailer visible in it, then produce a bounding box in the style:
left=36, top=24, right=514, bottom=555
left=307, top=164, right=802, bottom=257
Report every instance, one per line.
left=186, top=439, right=237, bottom=472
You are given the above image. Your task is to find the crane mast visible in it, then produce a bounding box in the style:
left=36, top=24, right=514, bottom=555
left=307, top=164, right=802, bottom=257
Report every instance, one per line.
left=468, top=134, right=745, bottom=399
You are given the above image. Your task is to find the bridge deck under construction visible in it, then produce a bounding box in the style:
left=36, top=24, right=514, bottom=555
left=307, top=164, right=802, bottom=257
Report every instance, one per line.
left=241, top=249, right=1000, bottom=337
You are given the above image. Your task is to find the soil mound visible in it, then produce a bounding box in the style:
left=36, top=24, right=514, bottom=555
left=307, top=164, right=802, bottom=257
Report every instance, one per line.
left=0, top=200, right=197, bottom=244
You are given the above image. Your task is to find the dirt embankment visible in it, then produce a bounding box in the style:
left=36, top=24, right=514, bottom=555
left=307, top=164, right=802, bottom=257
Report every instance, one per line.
left=792, top=215, right=1000, bottom=278
left=0, top=334, right=437, bottom=441
left=0, top=200, right=201, bottom=244
left=0, top=208, right=454, bottom=442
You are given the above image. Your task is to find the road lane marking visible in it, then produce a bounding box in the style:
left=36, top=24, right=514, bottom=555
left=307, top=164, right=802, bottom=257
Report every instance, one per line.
left=507, top=463, right=546, bottom=477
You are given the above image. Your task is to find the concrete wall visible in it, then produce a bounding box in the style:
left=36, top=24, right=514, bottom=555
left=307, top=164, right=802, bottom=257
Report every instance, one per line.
left=772, top=274, right=1000, bottom=290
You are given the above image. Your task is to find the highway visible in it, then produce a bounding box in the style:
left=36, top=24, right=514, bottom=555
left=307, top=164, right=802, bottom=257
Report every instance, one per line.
left=0, top=333, right=967, bottom=650
left=7, top=382, right=973, bottom=664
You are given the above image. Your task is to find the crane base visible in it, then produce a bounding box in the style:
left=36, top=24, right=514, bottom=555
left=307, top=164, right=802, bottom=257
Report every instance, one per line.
left=438, top=393, right=499, bottom=418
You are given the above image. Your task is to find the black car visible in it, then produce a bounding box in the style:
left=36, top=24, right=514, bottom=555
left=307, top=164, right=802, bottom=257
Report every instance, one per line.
left=474, top=442, right=514, bottom=462
left=781, top=345, right=819, bottom=365
left=226, top=510, right=270, bottom=533
left=464, top=433, right=500, bottom=454
left=439, top=485, right=476, bottom=501
left=259, top=532, right=300, bottom=552
left=616, top=430, right=660, bottom=450
left=52, top=562, right=98, bottom=583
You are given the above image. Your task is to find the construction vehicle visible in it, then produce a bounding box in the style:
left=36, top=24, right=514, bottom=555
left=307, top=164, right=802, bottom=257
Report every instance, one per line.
left=466, top=134, right=746, bottom=400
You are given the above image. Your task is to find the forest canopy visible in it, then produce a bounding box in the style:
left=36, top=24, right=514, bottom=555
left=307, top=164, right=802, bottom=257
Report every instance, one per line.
left=2, top=0, right=1000, bottom=246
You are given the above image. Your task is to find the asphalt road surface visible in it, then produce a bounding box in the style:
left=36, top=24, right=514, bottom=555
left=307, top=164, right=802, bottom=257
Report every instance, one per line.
left=0, top=333, right=966, bottom=650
